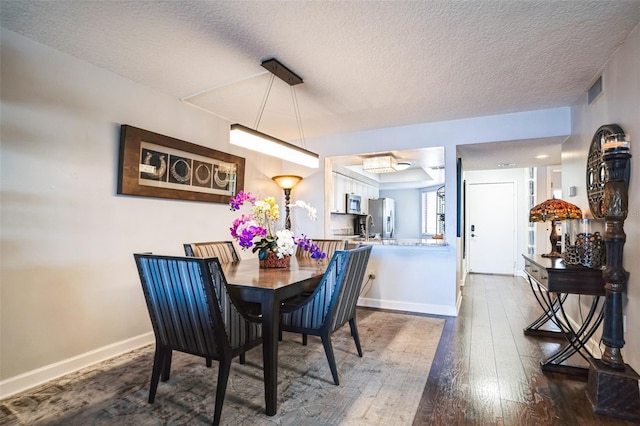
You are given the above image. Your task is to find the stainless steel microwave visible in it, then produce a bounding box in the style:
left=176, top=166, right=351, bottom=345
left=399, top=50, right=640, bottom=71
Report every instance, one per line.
left=346, top=194, right=362, bottom=214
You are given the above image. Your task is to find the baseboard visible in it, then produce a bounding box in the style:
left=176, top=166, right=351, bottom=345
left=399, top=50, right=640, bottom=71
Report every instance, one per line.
left=358, top=297, right=457, bottom=316
left=0, top=332, right=154, bottom=400
left=456, top=289, right=463, bottom=315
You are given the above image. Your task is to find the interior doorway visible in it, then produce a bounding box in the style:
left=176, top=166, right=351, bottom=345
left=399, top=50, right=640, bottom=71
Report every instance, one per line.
left=467, top=181, right=516, bottom=275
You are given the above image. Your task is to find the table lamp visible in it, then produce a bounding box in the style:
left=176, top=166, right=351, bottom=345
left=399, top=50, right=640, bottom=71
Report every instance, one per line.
left=529, top=197, right=582, bottom=257
left=272, top=175, right=302, bottom=230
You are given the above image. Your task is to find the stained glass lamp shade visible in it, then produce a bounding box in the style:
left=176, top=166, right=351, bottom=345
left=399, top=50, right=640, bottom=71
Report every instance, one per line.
left=529, top=197, right=583, bottom=257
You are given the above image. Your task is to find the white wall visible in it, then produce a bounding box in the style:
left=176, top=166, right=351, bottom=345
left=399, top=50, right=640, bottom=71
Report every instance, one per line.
left=562, top=24, right=640, bottom=370
left=0, top=29, right=289, bottom=395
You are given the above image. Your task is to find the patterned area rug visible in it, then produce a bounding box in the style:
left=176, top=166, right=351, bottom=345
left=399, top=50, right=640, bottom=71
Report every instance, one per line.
left=1, top=309, right=444, bottom=425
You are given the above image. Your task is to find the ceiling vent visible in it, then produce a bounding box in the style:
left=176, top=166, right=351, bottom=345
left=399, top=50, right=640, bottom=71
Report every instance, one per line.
left=587, top=76, right=603, bottom=105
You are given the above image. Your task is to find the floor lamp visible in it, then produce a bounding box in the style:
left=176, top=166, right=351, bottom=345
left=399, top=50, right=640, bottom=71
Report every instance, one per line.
left=586, top=133, right=640, bottom=421
left=272, top=175, right=302, bottom=230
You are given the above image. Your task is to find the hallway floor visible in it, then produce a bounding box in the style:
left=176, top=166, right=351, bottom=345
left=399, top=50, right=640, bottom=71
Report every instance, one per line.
left=413, top=273, right=636, bottom=425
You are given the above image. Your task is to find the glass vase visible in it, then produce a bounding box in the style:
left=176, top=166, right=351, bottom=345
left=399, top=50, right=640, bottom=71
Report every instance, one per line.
left=563, top=219, right=606, bottom=268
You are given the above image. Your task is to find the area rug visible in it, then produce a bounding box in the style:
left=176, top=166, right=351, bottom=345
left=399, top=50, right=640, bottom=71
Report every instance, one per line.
left=1, top=309, right=444, bottom=425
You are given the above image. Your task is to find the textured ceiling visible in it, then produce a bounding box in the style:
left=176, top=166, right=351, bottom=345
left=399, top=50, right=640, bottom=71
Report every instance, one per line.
left=2, top=0, right=639, bottom=172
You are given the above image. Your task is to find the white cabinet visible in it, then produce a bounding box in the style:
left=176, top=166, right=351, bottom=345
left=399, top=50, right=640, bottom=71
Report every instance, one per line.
left=334, top=173, right=347, bottom=213
left=330, top=171, right=379, bottom=215
left=361, top=183, right=379, bottom=214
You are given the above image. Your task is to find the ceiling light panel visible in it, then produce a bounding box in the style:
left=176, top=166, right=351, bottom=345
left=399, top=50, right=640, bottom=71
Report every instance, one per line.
left=362, top=155, right=398, bottom=173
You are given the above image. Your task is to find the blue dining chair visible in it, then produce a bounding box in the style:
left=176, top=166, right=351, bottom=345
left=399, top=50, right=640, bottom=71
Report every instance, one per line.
left=134, top=254, right=262, bottom=425
left=280, top=245, right=372, bottom=385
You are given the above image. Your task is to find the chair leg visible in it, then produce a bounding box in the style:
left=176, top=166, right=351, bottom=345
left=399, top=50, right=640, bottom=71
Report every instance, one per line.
left=206, top=357, right=212, bottom=367
left=161, top=350, right=172, bottom=382
left=239, top=353, right=246, bottom=364
left=302, top=334, right=308, bottom=346
left=349, top=318, right=363, bottom=357
left=321, top=334, right=340, bottom=385
left=149, top=347, right=168, bottom=403
left=213, top=357, right=232, bottom=426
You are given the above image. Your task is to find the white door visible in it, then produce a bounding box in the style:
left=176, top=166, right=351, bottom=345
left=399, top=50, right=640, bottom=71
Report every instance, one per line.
left=468, top=182, right=516, bottom=274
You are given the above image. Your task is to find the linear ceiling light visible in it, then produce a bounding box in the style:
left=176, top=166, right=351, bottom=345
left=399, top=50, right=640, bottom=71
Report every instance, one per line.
left=229, top=58, right=319, bottom=168
left=231, top=124, right=319, bottom=168
left=362, top=155, right=398, bottom=173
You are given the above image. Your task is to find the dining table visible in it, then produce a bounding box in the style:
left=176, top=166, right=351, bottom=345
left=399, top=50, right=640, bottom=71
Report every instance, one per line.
left=221, top=255, right=326, bottom=416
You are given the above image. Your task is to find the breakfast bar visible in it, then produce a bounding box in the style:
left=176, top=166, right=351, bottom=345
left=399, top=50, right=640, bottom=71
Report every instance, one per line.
left=348, top=238, right=458, bottom=316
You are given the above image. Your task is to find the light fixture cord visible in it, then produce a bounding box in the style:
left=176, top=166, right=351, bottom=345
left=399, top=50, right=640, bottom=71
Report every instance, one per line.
left=255, top=74, right=276, bottom=130
left=291, top=86, right=307, bottom=148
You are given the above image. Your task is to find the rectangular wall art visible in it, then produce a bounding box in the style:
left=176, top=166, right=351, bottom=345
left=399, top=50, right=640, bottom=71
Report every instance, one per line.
left=117, top=125, right=245, bottom=204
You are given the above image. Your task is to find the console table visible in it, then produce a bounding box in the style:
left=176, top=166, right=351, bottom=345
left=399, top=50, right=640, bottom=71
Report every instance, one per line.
left=522, top=254, right=606, bottom=379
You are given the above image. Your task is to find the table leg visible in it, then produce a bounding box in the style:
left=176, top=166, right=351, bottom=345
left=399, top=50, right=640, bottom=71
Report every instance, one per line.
left=523, top=276, right=565, bottom=338
left=261, top=292, right=280, bottom=416
left=539, top=293, right=604, bottom=379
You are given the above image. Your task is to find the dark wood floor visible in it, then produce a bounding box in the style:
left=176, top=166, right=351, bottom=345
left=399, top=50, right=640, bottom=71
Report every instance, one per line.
left=412, top=273, right=636, bottom=426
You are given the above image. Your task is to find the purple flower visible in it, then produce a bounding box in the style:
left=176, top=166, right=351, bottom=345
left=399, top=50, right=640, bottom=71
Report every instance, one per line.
left=230, top=214, right=267, bottom=249
left=229, top=190, right=256, bottom=211
left=295, top=235, right=327, bottom=259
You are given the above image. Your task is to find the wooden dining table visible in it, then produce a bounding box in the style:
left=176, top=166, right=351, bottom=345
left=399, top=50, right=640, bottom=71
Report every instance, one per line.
left=221, top=256, right=326, bottom=416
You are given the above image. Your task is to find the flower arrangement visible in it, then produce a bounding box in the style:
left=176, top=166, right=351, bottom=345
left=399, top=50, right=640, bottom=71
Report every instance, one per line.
left=229, top=190, right=326, bottom=265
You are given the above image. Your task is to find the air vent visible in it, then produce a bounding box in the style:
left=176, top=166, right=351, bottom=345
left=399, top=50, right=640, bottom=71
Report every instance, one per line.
left=588, top=76, right=602, bottom=104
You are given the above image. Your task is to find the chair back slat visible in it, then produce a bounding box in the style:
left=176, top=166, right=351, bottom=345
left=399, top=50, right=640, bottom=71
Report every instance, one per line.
left=184, top=241, right=239, bottom=263
left=329, top=246, right=372, bottom=331
left=296, top=239, right=346, bottom=259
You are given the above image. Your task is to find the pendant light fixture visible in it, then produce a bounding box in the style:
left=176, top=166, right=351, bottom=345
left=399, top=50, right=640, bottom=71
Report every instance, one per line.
left=230, top=59, right=319, bottom=168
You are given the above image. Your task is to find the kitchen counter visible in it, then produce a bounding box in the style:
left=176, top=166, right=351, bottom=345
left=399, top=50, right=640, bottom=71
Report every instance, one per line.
left=347, top=237, right=447, bottom=247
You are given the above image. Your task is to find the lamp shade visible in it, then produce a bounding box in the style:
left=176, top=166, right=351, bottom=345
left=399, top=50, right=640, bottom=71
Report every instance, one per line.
left=529, top=197, right=583, bottom=223
left=272, top=175, right=302, bottom=190
left=529, top=197, right=582, bottom=258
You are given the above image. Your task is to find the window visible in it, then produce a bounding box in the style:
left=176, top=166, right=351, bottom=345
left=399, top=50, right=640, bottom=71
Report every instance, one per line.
left=421, top=189, right=437, bottom=235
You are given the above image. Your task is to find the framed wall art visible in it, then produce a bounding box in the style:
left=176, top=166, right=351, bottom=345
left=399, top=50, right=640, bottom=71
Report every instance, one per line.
left=117, top=125, right=245, bottom=204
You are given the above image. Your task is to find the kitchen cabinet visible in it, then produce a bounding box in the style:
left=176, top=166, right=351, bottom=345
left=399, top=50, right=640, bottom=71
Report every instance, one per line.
left=330, top=171, right=379, bottom=215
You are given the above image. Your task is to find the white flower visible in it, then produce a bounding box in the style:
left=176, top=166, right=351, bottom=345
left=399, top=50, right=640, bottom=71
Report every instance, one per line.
left=289, top=200, right=317, bottom=221
left=275, top=229, right=295, bottom=258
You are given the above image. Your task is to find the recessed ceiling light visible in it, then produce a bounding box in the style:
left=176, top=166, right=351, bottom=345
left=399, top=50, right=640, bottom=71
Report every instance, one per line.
left=535, top=154, right=550, bottom=159
left=497, top=162, right=516, bottom=167
left=395, top=161, right=411, bottom=171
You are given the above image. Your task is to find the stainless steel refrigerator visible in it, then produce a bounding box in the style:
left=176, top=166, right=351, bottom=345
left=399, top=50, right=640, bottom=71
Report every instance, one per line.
left=368, top=198, right=395, bottom=238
